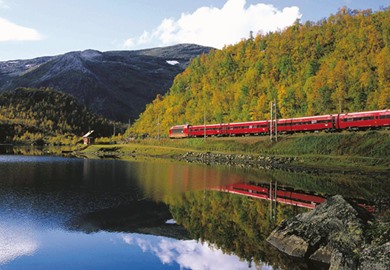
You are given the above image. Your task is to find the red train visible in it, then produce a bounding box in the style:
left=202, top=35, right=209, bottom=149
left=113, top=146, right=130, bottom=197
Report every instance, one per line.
left=169, top=109, right=390, bottom=138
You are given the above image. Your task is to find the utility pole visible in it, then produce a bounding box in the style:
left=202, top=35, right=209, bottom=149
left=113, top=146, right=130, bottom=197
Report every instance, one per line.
left=339, top=99, right=342, bottom=114
left=204, top=110, right=206, bottom=140
left=270, top=101, right=273, bottom=141
left=158, top=114, right=160, bottom=140
left=275, top=99, right=278, bottom=142
left=270, top=100, right=278, bottom=142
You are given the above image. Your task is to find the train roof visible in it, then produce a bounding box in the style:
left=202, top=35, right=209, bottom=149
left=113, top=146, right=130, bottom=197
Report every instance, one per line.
left=280, top=114, right=334, bottom=121
left=169, top=124, right=188, bottom=129
left=341, top=109, right=389, bottom=116
left=228, top=120, right=268, bottom=125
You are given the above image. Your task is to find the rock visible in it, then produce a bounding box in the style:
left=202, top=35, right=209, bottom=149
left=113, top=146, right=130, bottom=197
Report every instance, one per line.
left=309, top=245, right=332, bottom=264
left=358, top=242, right=390, bottom=270
left=267, top=195, right=370, bottom=269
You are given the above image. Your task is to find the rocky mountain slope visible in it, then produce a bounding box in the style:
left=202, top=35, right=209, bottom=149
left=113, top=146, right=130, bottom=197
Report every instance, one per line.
left=0, top=44, right=213, bottom=122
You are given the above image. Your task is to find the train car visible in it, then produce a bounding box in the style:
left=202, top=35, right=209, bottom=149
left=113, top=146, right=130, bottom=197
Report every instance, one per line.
left=187, top=124, right=205, bottom=137
left=289, top=114, right=336, bottom=132
left=377, top=109, right=390, bottom=127
left=228, top=120, right=269, bottom=136
left=275, top=118, right=292, bottom=133
left=276, top=114, right=336, bottom=133
left=188, top=123, right=228, bottom=137
left=338, top=110, right=390, bottom=131
left=169, top=124, right=190, bottom=138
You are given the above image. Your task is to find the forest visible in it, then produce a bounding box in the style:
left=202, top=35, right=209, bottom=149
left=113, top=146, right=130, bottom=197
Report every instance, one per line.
left=129, top=7, right=390, bottom=138
left=0, top=88, right=115, bottom=144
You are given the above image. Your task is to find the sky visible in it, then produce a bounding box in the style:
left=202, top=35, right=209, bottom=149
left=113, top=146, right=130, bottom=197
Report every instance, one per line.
left=0, top=0, right=389, bottom=61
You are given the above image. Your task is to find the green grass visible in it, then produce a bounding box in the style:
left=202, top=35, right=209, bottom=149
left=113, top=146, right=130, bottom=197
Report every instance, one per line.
left=81, top=130, right=390, bottom=172
left=138, top=130, right=390, bottom=156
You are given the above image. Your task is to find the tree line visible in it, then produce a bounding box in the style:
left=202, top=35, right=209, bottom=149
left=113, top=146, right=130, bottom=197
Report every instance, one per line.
left=129, top=7, right=389, bottom=138
left=0, top=88, right=115, bottom=144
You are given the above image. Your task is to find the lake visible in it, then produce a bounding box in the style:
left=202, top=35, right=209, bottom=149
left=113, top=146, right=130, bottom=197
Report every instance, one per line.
left=0, top=148, right=388, bottom=269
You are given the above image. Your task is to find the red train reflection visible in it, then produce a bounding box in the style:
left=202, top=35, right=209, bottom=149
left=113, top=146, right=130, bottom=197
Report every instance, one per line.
left=213, top=182, right=375, bottom=212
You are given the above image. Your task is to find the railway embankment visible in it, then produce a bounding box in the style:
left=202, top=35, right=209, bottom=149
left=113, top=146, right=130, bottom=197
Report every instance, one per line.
left=176, top=151, right=389, bottom=176
left=79, top=130, right=390, bottom=174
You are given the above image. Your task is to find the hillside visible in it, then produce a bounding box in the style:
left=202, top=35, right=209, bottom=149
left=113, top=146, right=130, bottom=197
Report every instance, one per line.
left=0, top=88, right=115, bottom=144
left=0, top=44, right=213, bottom=122
left=129, top=8, right=390, bottom=137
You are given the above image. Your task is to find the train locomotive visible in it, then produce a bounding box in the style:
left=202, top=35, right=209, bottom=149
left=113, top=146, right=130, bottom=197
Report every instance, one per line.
left=169, top=109, right=390, bottom=138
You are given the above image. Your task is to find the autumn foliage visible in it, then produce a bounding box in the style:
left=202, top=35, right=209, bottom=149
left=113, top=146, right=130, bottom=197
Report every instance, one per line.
left=129, top=8, right=390, bottom=137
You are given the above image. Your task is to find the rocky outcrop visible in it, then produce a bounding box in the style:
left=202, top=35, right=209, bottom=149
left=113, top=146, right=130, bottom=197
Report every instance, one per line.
left=266, top=195, right=381, bottom=269
left=179, top=151, right=295, bottom=169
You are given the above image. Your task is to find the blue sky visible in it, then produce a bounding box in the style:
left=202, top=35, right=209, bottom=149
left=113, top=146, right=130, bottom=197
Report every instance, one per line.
left=0, top=0, right=389, bottom=61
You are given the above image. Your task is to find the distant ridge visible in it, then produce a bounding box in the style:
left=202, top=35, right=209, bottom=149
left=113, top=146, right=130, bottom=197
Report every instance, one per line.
left=0, top=44, right=213, bottom=122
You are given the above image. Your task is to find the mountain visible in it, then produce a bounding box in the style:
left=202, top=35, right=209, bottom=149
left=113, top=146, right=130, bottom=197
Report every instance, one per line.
left=0, top=44, right=213, bottom=122
left=128, top=8, right=390, bottom=137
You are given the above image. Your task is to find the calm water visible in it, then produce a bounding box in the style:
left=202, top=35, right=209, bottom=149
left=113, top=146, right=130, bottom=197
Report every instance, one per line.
left=0, top=149, right=388, bottom=270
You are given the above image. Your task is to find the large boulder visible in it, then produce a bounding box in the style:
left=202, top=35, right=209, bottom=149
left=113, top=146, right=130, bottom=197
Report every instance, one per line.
left=267, top=195, right=371, bottom=269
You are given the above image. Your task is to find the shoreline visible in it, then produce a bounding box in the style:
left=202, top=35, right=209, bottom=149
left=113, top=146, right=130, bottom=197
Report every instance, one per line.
left=76, top=142, right=390, bottom=177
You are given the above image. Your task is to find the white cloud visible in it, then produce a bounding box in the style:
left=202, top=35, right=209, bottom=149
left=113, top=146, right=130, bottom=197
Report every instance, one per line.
left=123, top=0, right=301, bottom=49
left=0, top=0, right=9, bottom=9
left=122, top=234, right=270, bottom=270
left=0, top=223, right=39, bottom=265
left=0, top=17, right=43, bottom=42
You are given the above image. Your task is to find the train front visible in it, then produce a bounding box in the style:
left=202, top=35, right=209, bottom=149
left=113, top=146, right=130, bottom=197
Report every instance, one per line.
left=169, top=124, right=189, bottom=138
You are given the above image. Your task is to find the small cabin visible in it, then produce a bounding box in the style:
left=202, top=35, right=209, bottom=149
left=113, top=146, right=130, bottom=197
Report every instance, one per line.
left=82, top=130, right=95, bottom=145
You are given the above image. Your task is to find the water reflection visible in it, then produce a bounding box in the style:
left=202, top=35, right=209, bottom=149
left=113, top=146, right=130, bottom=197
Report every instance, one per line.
left=167, top=189, right=326, bottom=270
left=131, top=160, right=247, bottom=201
left=0, top=153, right=388, bottom=269
left=0, top=222, right=39, bottom=265
left=0, top=155, right=264, bottom=269
left=121, top=234, right=271, bottom=270
left=214, top=182, right=376, bottom=212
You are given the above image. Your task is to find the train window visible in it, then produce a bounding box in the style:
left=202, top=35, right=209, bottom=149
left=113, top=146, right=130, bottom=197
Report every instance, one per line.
left=342, top=118, right=353, bottom=122
left=343, top=116, right=374, bottom=122
left=171, top=129, right=183, bottom=134
left=380, top=115, right=390, bottom=119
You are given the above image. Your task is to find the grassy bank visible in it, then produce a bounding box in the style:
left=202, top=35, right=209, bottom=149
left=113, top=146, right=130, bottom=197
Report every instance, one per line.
left=81, top=130, right=390, bottom=172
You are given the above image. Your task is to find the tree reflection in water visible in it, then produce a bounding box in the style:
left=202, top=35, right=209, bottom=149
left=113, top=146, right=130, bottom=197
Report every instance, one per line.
left=166, top=190, right=322, bottom=270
